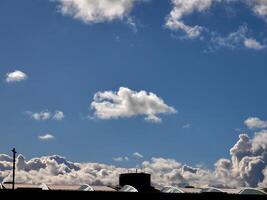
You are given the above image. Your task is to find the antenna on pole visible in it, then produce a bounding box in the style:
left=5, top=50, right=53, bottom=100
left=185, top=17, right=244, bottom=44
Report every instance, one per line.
left=11, top=148, right=17, bottom=191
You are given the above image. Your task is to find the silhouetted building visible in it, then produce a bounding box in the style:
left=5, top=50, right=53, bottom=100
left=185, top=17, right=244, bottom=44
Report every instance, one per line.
left=119, top=172, right=159, bottom=193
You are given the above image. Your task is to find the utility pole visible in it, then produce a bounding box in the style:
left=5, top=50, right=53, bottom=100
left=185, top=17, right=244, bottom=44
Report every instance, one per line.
left=11, top=148, right=17, bottom=190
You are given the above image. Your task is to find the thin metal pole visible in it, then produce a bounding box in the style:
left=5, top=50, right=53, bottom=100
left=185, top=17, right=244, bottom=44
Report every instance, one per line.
left=12, top=148, right=17, bottom=190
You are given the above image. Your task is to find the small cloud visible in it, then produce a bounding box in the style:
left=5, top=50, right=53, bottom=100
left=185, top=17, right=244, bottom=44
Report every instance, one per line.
left=126, top=17, right=138, bottom=33
left=133, top=152, right=144, bottom=159
left=145, top=115, right=162, bottom=123
left=244, top=117, right=267, bottom=129
left=115, top=35, right=121, bottom=42
left=113, top=157, right=129, bottom=162
left=38, top=134, right=55, bottom=141
left=26, top=110, right=64, bottom=121
left=53, top=111, right=65, bottom=121
left=244, top=38, right=265, bottom=50
left=26, top=111, right=51, bottom=121
left=6, top=70, right=28, bottom=83
left=182, top=124, right=191, bottom=129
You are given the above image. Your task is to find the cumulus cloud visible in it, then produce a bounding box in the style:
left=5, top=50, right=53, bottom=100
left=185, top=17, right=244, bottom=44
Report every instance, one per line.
left=6, top=70, right=28, bottom=83
left=90, top=87, right=177, bottom=123
left=38, top=134, right=55, bottom=141
left=54, top=0, right=147, bottom=27
left=244, top=38, right=266, bottom=50
left=26, top=110, right=65, bottom=121
left=228, top=131, right=267, bottom=187
left=244, top=117, right=267, bottom=129
left=259, top=167, right=267, bottom=187
left=1, top=132, right=267, bottom=188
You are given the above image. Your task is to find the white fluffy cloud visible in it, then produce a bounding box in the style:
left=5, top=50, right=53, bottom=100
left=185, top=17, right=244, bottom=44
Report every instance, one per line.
left=244, top=117, right=267, bottom=129
left=6, top=70, right=28, bottom=83
left=54, top=0, right=146, bottom=25
left=90, top=87, right=176, bottom=123
left=1, top=132, right=267, bottom=188
left=244, top=38, right=266, bottom=50
left=165, top=0, right=214, bottom=39
left=26, top=110, right=65, bottom=121
left=38, top=134, right=55, bottom=141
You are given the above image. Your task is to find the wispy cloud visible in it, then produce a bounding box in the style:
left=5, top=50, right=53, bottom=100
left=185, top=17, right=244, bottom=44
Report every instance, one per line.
left=207, top=25, right=266, bottom=51
left=113, top=157, right=129, bottom=162
left=38, top=134, right=55, bottom=141
left=182, top=124, right=191, bottom=129
left=166, top=0, right=267, bottom=51
left=210, top=25, right=248, bottom=49
left=133, top=152, right=144, bottom=159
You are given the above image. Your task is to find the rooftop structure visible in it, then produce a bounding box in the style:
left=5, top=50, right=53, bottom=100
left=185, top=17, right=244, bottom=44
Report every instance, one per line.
left=1, top=182, right=266, bottom=196
left=201, top=187, right=225, bottom=193
left=119, top=185, right=138, bottom=192
left=119, top=172, right=159, bottom=193
left=1, top=172, right=266, bottom=196
left=161, top=186, right=185, bottom=193
left=1, top=183, right=116, bottom=192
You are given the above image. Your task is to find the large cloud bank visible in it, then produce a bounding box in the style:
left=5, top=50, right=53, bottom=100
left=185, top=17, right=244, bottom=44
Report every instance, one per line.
left=1, top=131, right=267, bottom=188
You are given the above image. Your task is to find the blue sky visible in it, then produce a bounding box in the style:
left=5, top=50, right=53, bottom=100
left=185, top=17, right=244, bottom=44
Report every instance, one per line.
left=0, top=0, right=267, bottom=169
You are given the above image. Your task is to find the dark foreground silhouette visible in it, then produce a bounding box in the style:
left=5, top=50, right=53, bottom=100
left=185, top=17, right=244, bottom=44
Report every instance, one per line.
left=0, top=190, right=266, bottom=200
